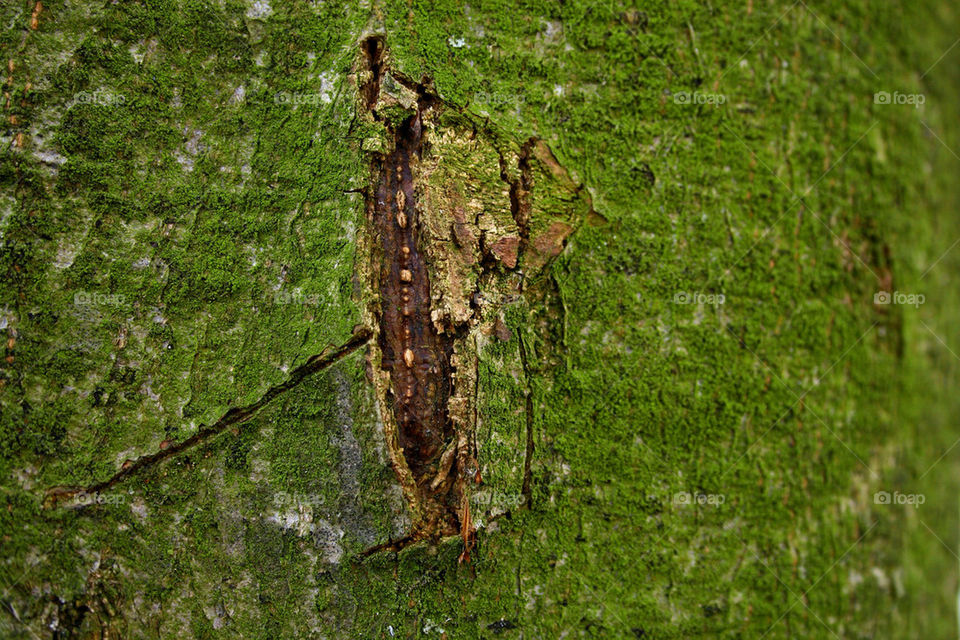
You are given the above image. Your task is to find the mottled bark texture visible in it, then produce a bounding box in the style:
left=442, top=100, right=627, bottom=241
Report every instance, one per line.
left=2, top=1, right=960, bottom=638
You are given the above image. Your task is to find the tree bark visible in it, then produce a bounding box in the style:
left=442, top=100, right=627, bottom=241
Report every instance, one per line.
left=1, top=0, right=959, bottom=638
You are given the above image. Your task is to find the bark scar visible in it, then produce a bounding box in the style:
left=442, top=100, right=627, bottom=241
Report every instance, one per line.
left=362, top=38, right=468, bottom=550
left=357, top=35, right=594, bottom=559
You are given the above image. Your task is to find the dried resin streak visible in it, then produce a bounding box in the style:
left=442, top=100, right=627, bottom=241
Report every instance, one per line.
left=362, top=37, right=466, bottom=544
left=374, top=110, right=458, bottom=524
left=358, top=36, right=594, bottom=555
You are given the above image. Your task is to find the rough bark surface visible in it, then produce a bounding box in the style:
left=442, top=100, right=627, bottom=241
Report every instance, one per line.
left=1, top=1, right=960, bottom=638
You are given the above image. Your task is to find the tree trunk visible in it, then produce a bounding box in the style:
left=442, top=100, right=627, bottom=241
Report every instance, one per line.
left=2, top=0, right=959, bottom=637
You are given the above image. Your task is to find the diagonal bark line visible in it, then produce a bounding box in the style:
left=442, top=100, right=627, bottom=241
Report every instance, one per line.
left=45, top=329, right=372, bottom=506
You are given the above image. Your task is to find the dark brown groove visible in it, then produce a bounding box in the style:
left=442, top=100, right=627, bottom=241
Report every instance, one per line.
left=517, top=332, right=534, bottom=505
left=361, top=36, right=383, bottom=111
left=44, top=329, right=372, bottom=507
left=500, top=138, right=535, bottom=263
left=360, top=35, right=464, bottom=541
left=358, top=38, right=590, bottom=555
left=358, top=532, right=417, bottom=558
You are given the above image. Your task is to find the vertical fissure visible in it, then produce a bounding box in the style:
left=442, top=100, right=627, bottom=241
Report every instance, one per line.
left=375, top=112, right=455, bottom=486
left=359, top=38, right=587, bottom=555
left=497, top=138, right=535, bottom=273
left=364, top=38, right=463, bottom=540
left=517, top=333, right=534, bottom=505
left=361, top=36, right=383, bottom=111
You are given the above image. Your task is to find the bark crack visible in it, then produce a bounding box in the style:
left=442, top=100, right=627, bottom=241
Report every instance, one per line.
left=496, top=140, right=535, bottom=277
left=44, top=329, right=372, bottom=507
left=517, top=331, right=534, bottom=506
left=357, top=37, right=590, bottom=558
left=361, top=36, right=468, bottom=550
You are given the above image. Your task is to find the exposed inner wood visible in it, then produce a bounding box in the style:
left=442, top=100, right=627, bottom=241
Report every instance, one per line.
left=358, top=37, right=593, bottom=556
left=374, top=107, right=459, bottom=525
left=362, top=41, right=465, bottom=543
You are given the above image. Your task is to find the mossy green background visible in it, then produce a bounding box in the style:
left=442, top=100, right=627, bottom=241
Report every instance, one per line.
left=2, top=0, right=959, bottom=637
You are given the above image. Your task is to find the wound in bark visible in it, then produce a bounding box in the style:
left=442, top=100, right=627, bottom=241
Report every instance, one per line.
left=357, top=36, right=595, bottom=552
left=360, top=38, right=463, bottom=541
left=374, top=110, right=456, bottom=501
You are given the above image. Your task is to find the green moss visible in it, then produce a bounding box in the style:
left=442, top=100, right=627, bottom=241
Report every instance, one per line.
left=1, top=0, right=959, bottom=637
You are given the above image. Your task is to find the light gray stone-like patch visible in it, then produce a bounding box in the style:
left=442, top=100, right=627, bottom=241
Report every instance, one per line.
left=12, top=465, right=38, bottom=490
left=34, top=149, right=66, bottom=166
left=183, top=128, right=205, bottom=156
left=130, top=498, right=148, bottom=522
left=266, top=506, right=315, bottom=537
left=53, top=241, right=82, bottom=268
left=317, top=71, right=336, bottom=104
left=0, top=194, right=16, bottom=239
left=173, top=150, right=193, bottom=172
left=312, top=519, right=345, bottom=564
left=245, top=0, right=272, bottom=19
left=330, top=370, right=378, bottom=547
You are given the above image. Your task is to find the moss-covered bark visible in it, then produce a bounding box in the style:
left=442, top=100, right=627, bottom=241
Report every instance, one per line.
left=2, top=0, right=960, bottom=637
